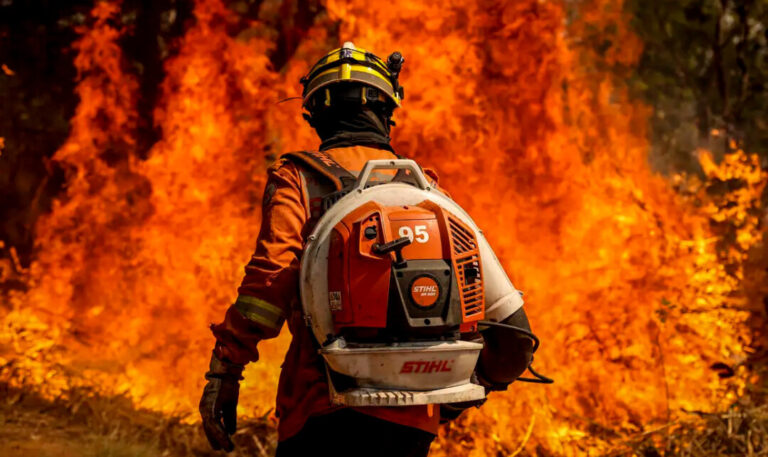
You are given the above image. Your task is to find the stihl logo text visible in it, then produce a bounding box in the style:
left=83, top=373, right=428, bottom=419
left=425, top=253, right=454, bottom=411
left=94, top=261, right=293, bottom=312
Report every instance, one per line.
left=400, top=360, right=454, bottom=374
left=412, top=285, right=438, bottom=296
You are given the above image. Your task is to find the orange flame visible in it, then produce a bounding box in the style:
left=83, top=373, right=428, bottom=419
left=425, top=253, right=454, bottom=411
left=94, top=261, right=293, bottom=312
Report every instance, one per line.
left=1, top=0, right=764, bottom=455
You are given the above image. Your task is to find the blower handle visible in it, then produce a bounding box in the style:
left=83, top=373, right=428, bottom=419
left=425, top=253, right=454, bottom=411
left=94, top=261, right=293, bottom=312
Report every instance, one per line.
left=354, top=159, right=431, bottom=192
left=372, top=236, right=412, bottom=268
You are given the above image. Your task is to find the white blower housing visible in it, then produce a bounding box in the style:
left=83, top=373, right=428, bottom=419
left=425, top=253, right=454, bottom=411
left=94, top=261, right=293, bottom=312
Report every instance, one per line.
left=299, top=160, right=524, bottom=406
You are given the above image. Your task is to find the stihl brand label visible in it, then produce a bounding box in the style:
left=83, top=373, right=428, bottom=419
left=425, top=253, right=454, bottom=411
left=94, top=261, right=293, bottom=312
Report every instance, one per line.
left=400, top=359, right=454, bottom=374
left=413, top=285, right=438, bottom=294
left=410, top=276, right=440, bottom=308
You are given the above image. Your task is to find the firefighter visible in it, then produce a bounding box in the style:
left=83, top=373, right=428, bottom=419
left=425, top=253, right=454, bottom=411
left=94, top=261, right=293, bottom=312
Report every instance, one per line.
left=199, top=42, right=536, bottom=456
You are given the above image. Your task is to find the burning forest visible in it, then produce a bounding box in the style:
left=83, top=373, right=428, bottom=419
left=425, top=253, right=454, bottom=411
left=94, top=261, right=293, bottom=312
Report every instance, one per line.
left=1, top=0, right=767, bottom=456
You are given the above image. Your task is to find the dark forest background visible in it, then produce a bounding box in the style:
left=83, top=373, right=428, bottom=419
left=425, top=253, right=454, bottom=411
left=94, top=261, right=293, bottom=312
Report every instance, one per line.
left=1, top=0, right=767, bottom=267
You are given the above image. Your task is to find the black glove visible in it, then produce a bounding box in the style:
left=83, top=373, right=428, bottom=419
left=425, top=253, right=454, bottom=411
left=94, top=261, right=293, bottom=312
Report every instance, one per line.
left=477, top=308, right=535, bottom=391
left=199, top=353, right=244, bottom=452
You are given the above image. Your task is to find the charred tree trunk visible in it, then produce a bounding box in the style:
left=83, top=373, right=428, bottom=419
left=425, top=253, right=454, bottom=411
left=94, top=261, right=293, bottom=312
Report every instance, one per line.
left=121, top=0, right=194, bottom=158
left=0, top=0, right=90, bottom=266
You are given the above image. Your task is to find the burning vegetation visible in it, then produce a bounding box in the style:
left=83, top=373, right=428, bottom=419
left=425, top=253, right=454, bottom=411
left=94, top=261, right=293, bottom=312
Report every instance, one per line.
left=1, top=0, right=766, bottom=456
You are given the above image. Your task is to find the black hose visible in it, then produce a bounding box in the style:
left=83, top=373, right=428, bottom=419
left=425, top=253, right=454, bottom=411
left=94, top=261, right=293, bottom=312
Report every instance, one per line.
left=515, top=362, right=554, bottom=384
left=477, top=320, right=554, bottom=385
left=478, top=320, right=540, bottom=352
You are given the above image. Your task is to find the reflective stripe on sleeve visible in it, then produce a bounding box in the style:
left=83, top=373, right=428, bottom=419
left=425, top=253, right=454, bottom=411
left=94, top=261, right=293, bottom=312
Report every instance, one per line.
left=234, top=295, right=285, bottom=329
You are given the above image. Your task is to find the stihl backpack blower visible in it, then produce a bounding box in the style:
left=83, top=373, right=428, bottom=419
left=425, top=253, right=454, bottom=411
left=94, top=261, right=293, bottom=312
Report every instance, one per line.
left=294, top=154, right=549, bottom=407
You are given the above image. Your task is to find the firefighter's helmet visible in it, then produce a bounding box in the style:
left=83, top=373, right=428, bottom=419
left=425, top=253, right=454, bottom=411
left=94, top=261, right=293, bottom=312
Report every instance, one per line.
left=300, top=42, right=404, bottom=112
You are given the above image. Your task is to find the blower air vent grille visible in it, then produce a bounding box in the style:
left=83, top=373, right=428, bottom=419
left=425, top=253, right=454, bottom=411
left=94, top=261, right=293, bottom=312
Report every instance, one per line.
left=447, top=216, right=484, bottom=320
left=448, top=218, right=476, bottom=255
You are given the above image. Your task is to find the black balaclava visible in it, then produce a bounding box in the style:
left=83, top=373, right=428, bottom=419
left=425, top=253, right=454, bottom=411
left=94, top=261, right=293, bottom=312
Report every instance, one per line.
left=307, top=97, right=394, bottom=152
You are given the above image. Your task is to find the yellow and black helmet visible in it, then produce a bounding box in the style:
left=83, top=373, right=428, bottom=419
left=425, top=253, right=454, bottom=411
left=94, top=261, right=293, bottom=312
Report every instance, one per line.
left=300, top=42, right=404, bottom=111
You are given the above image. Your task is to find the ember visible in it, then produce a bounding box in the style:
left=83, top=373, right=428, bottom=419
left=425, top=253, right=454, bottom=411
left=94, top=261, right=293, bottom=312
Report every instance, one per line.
left=0, top=0, right=764, bottom=455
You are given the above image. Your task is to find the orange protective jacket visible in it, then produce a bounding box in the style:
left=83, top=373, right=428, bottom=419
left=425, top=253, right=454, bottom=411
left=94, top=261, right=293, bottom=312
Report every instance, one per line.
left=211, top=145, right=441, bottom=441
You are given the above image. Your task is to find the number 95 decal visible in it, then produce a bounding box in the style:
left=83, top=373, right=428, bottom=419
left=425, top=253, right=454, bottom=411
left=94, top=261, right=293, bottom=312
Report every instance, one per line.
left=398, top=225, right=429, bottom=243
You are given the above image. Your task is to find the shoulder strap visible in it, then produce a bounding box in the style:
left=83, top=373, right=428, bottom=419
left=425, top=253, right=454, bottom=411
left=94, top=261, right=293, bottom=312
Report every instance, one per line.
left=281, top=150, right=356, bottom=191
left=281, top=150, right=431, bottom=219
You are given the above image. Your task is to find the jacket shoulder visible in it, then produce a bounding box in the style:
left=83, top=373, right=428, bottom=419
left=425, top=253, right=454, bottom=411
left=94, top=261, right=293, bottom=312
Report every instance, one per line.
left=267, top=155, right=303, bottom=176
left=276, top=151, right=322, bottom=176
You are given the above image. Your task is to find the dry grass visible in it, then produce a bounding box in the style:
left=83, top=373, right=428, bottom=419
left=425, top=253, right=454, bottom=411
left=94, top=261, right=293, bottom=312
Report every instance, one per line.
left=596, top=399, right=768, bottom=457
left=3, top=382, right=768, bottom=456
left=0, top=382, right=277, bottom=457
left=663, top=404, right=768, bottom=457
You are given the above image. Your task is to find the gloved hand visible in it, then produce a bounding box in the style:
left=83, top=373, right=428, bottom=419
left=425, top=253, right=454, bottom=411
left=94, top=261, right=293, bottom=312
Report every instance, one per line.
left=476, top=308, right=535, bottom=391
left=199, top=353, right=244, bottom=452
